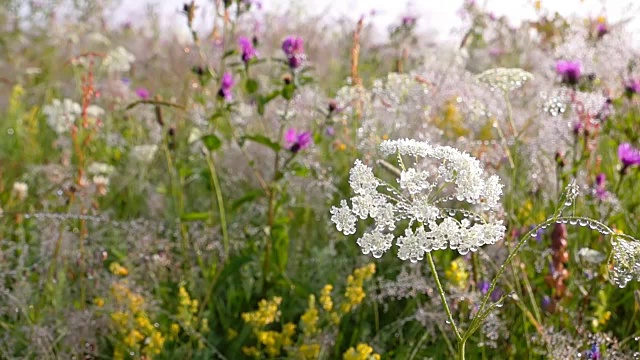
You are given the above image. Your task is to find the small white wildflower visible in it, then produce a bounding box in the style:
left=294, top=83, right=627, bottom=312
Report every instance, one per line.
left=86, top=105, right=105, bottom=119
left=131, top=144, right=158, bottom=163
left=356, top=230, right=394, bottom=258
left=42, top=98, right=82, bottom=134
left=102, top=46, right=135, bottom=73
left=577, top=248, right=606, bottom=265
left=12, top=182, right=28, bottom=201
left=93, top=175, right=110, bottom=196
left=87, top=162, right=115, bottom=175
left=476, top=67, right=534, bottom=92
left=399, top=168, right=431, bottom=195
left=330, top=200, right=357, bottom=235
left=609, top=238, right=640, bottom=288
left=331, top=139, right=505, bottom=257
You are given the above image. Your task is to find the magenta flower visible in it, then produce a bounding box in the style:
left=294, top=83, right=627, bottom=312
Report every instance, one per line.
left=625, top=79, right=640, bottom=95
left=282, top=36, right=305, bottom=69
left=597, top=23, right=608, bottom=37
left=618, top=143, right=640, bottom=173
left=402, top=16, right=416, bottom=27
left=284, top=128, right=312, bottom=152
left=556, top=60, right=582, bottom=85
left=238, top=36, right=257, bottom=63
left=135, top=87, right=150, bottom=100
left=218, top=72, right=235, bottom=101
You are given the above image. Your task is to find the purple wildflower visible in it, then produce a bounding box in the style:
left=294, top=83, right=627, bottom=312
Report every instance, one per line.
left=121, top=77, right=131, bottom=86
left=490, top=287, right=503, bottom=302
left=625, top=79, right=640, bottom=95
left=595, top=173, right=607, bottom=200
left=402, top=16, right=417, bottom=27
left=618, top=143, right=640, bottom=172
left=478, top=281, right=490, bottom=294
left=135, top=87, right=150, bottom=100
left=586, top=343, right=601, bottom=360
left=556, top=60, right=582, bottom=85
left=238, top=36, right=257, bottom=63
left=282, top=36, right=305, bottom=69
left=218, top=72, right=235, bottom=101
left=325, top=126, right=335, bottom=137
left=596, top=23, right=608, bottom=37
left=284, top=128, right=312, bottom=152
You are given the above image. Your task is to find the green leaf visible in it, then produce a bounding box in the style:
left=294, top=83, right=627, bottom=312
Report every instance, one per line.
left=180, top=212, right=210, bottom=221
left=245, top=78, right=259, bottom=94
left=282, top=83, right=296, bottom=100
left=201, top=134, right=222, bottom=151
left=240, top=134, right=281, bottom=152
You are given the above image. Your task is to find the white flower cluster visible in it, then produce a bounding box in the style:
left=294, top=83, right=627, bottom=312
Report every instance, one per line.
left=331, top=139, right=505, bottom=260
left=476, top=67, right=534, bottom=93
left=609, top=237, right=640, bottom=288
left=102, top=46, right=135, bottom=73
left=42, top=98, right=81, bottom=134
left=131, top=144, right=158, bottom=163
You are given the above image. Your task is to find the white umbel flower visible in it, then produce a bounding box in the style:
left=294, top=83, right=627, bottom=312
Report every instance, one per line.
left=103, top=46, right=135, bottom=73
left=330, top=139, right=505, bottom=259
left=42, top=98, right=82, bottom=134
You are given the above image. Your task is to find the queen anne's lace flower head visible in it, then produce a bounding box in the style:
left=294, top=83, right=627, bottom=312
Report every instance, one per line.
left=476, top=67, right=534, bottom=92
left=331, top=139, right=506, bottom=260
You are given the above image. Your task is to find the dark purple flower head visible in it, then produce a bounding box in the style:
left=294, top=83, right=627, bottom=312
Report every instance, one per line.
left=285, top=128, right=312, bottom=152
left=625, top=79, right=640, bottom=95
left=586, top=343, right=601, bottom=360
left=218, top=72, right=235, bottom=101
left=238, top=36, right=257, bottom=63
left=541, top=295, right=552, bottom=311
left=282, top=36, right=305, bottom=69
left=478, top=281, right=490, bottom=294
left=597, top=23, right=608, bottom=37
left=595, top=173, right=607, bottom=200
left=618, top=143, right=640, bottom=171
left=402, top=16, right=417, bottom=27
left=135, top=87, right=150, bottom=100
left=556, top=60, right=582, bottom=85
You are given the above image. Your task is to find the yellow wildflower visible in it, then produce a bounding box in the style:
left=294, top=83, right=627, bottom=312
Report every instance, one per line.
left=93, top=297, right=105, bottom=308
left=226, top=328, right=238, bottom=340
left=243, top=346, right=261, bottom=358
left=320, top=284, right=334, bottom=311
left=109, top=262, right=129, bottom=276
left=445, top=258, right=469, bottom=289
left=242, top=296, right=282, bottom=327
left=298, top=343, right=321, bottom=359
left=343, top=343, right=381, bottom=360
left=124, top=329, right=144, bottom=347
left=143, top=331, right=166, bottom=356
left=301, top=295, right=319, bottom=336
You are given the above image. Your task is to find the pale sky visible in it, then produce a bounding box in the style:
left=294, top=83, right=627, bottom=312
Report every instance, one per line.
left=113, top=0, right=640, bottom=42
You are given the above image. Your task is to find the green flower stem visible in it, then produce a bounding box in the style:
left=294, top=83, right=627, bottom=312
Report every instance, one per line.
left=205, top=151, right=229, bottom=262
left=426, top=252, right=463, bottom=343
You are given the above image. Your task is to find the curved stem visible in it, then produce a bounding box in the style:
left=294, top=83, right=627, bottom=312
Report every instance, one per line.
left=426, top=252, right=462, bottom=342
left=205, top=151, right=229, bottom=261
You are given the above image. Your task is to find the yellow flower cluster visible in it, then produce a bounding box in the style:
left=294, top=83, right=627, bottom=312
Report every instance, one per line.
left=319, top=285, right=333, bottom=311
left=445, top=258, right=469, bottom=289
left=341, top=263, right=376, bottom=313
left=300, top=295, right=319, bottom=336
left=109, top=262, right=129, bottom=277
left=241, top=296, right=282, bottom=327
left=343, top=343, right=381, bottom=360
left=240, top=264, right=378, bottom=359
left=109, top=281, right=166, bottom=359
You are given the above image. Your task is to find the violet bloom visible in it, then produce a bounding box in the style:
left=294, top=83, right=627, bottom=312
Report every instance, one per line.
left=596, top=23, right=608, bottom=37
left=618, top=143, right=640, bottom=173
left=556, top=60, right=582, bottom=86
left=325, top=126, right=335, bottom=137
left=586, top=343, right=601, bottom=360
left=282, top=36, right=305, bottom=69
left=217, top=72, right=235, bottom=101
left=284, top=128, right=312, bottom=152
left=595, top=173, right=607, bottom=200
left=541, top=295, right=552, bottom=311
left=478, top=281, right=490, bottom=294
left=625, top=79, right=640, bottom=96
left=135, top=87, right=150, bottom=100
left=402, top=16, right=416, bottom=27
left=238, top=36, right=257, bottom=63
left=490, top=287, right=503, bottom=302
